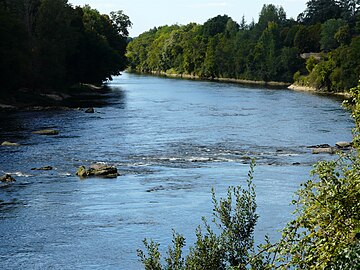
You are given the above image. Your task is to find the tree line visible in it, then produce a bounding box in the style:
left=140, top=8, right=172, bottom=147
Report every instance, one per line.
left=0, top=0, right=131, bottom=96
left=127, top=0, right=360, bottom=91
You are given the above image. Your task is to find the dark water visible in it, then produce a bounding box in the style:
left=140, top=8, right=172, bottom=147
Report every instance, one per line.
left=0, top=73, right=353, bottom=269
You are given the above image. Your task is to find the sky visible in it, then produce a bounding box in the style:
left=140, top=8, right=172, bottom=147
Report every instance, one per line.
left=69, top=0, right=308, bottom=37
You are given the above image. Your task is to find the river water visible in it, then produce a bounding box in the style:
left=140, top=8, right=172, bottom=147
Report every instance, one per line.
left=0, top=73, right=353, bottom=269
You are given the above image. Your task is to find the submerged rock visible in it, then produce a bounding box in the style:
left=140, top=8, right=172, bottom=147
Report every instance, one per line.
left=31, top=166, right=53, bottom=171
left=85, top=107, right=95, bottom=113
left=1, top=141, right=20, bottom=146
left=76, top=164, right=119, bottom=178
left=32, top=129, right=59, bottom=135
left=312, top=147, right=336, bottom=154
left=307, top=144, right=331, bottom=149
left=335, top=141, right=352, bottom=149
left=0, top=174, right=16, bottom=183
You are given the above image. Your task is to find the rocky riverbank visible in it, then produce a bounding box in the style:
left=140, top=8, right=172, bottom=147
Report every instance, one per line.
left=288, top=83, right=351, bottom=98
left=0, top=84, right=110, bottom=112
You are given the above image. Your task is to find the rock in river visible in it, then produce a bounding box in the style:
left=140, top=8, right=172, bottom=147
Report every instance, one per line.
left=76, top=164, right=119, bottom=178
left=307, top=144, right=331, bottom=149
left=0, top=174, right=16, bottom=183
left=31, top=166, right=53, bottom=171
left=335, top=141, right=352, bottom=149
left=312, top=147, right=336, bottom=154
left=85, top=107, right=95, bottom=113
left=32, top=129, right=59, bottom=135
left=1, top=141, right=20, bottom=146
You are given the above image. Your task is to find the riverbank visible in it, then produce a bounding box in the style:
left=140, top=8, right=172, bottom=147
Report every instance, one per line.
left=148, top=71, right=291, bottom=88
left=144, top=71, right=351, bottom=98
left=0, top=84, right=110, bottom=112
left=288, top=83, right=351, bottom=98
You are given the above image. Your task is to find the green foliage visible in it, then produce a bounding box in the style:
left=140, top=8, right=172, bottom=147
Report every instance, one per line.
left=335, top=24, right=351, bottom=45
left=0, top=2, right=29, bottom=93
left=212, top=162, right=258, bottom=267
left=298, top=0, right=343, bottom=24
left=126, top=1, right=358, bottom=88
left=271, top=80, right=360, bottom=269
left=277, top=47, right=304, bottom=82
left=0, top=0, right=131, bottom=96
left=306, top=56, right=318, bottom=73
left=294, top=24, right=321, bottom=53
left=34, top=0, right=79, bottom=88
left=257, top=4, right=287, bottom=33
left=203, top=15, right=232, bottom=37
left=110, top=10, right=132, bottom=37
left=320, top=19, right=347, bottom=51
left=251, top=23, right=276, bottom=81
left=344, top=81, right=360, bottom=147
left=137, top=160, right=260, bottom=269
left=127, top=10, right=301, bottom=83
left=185, top=222, right=225, bottom=270
left=276, top=155, right=360, bottom=268
left=303, top=36, right=360, bottom=91
left=307, top=56, right=336, bottom=91
left=137, top=239, right=162, bottom=270
left=165, top=231, right=186, bottom=270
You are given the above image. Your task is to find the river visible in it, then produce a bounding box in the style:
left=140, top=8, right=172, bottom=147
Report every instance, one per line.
left=0, top=73, right=353, bottom=269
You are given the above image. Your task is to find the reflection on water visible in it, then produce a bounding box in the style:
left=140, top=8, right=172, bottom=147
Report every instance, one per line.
left=0, top=73, right=353, bottom=269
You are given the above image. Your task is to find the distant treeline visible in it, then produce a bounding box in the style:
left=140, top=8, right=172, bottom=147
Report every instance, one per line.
left=127, top=0, right=360, bottom=91
left=0, top=0, right=131, bottom=95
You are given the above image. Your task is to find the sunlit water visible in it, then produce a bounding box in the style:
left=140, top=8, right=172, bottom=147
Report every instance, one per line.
left=0, top=73, right=353, bottom=269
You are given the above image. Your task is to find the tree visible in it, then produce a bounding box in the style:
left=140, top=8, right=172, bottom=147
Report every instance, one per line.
left=277, top=47, right=304, bottom=82
left=202, top=15, right=231, bottom=37
left=329, top=36, right=360, bottom=90
left=70, top=5, right=131, bottom=84
left=294, top=24, right=321, bottom=53
left=0, top=0, right=131, bottom=95
left=338, top=0, right=360, bottom=23
left=0, top=2, right=29, bottom=95
left=298, top=0, right=342, bottom=24
left=181, top=24, right=206, bottom=75
left=257, top=4, right=286, bottom=32
left=335, top=24, right=351, bottom=45
left=33, top=0, right=80, bottom=88
left=110, top=10, right=132, bottom=37
left=203, top=36, right=219, bottom=78
left=252, top=22, right=281, bottom=81
left=320, top=19, right=347, bottom=51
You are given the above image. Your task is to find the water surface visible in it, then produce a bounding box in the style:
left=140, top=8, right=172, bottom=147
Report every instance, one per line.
left=0, top=73, right=353, bottom=269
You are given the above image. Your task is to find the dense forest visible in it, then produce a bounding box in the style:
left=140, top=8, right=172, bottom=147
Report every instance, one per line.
left=0, top=0, right=131, bottom=97
left=127, top=0, right=360, bottom=92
